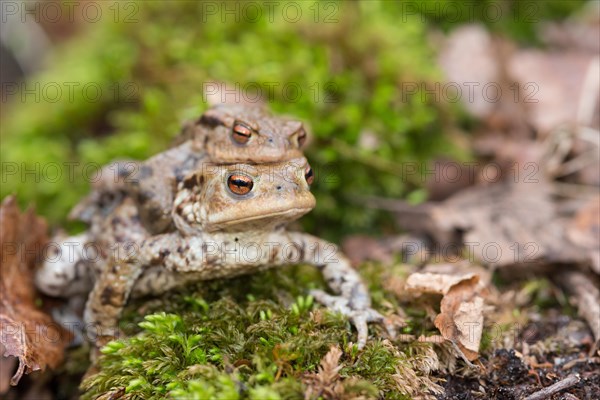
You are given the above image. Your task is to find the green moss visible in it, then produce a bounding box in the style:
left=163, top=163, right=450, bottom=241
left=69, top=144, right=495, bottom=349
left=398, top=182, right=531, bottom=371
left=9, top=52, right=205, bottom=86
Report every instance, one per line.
left=2, top=0, right=466, bottom=240
left=81, top=264, right=442, bottom=399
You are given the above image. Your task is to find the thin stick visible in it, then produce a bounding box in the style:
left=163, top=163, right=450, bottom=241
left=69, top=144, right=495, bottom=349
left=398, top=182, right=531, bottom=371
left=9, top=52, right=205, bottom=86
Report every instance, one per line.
left=523, top=374, right=580, bottom=400
left=553, top=271, right=600, bottom=341
left=555, top=149, right=600, bottom=177
left=577, top=56, right=600, bottom=127
left=549, top=182, right=600, bottom=199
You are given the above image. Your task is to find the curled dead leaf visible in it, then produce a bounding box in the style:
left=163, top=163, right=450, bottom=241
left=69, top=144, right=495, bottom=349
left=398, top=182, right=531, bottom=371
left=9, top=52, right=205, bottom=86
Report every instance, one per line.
left=0, top=196, right=71, bottom=386
left=406, top=272, right=480, bottom=296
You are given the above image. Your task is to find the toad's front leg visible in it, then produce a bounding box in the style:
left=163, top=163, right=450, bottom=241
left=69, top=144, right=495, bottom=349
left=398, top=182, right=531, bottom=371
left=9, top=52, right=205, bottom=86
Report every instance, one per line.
left=83, top=233, right=214, bottom=354
left=279, top=232, right=396, bottom=349
left=83, top=234, right=178, bottom=353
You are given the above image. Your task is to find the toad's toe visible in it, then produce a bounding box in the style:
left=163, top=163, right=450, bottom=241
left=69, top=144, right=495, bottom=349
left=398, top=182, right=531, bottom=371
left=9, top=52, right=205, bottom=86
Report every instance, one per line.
left=310, top=289, right=396, bottom=349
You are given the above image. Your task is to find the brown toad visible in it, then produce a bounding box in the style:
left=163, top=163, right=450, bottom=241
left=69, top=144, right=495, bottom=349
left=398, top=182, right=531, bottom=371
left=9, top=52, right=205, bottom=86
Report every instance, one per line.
left=38, top=158, right=394, bottom=352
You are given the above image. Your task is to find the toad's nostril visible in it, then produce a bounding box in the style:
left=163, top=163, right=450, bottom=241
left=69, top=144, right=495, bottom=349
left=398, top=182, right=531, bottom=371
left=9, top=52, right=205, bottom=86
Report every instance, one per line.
left=276, top=185, right=282, bottom=190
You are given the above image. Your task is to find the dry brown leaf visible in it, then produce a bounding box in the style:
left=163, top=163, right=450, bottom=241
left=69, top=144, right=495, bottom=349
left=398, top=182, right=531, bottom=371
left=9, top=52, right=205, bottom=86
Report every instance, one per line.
left=341, top=235, right=394, bottom=265
left=406, top=272, right=479, bottom=296
left=425, top=158, right=477, bottom=202
left=508, top=51, right=597, bottom=135
left=567, top=195, right=600, bottom=274
left=303, top=345, right=343, bottom=400
left=438, top=25, right=500, bottom=120
left=438, top=25, right=531, bottom=138
left=0, top=347, right=16, bottom=393
left=303, top=346, right=377, bottom=400
left=427, top=181, right=566, bottom=268
left=341, top=234, right=427, bottom=265
left=406, top=270, right=485, bottom=361
left=0, top=196, right=70, bottom=386
left=386, top=180, right=589, bottom=271
left=317, top=345, right=343, bottom=385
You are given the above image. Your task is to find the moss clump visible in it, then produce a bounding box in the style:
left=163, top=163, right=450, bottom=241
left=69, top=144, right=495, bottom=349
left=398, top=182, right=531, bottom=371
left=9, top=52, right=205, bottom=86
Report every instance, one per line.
left=1, top=0, right=465, bottom=241
left=81, top=264, right=442, bottom=399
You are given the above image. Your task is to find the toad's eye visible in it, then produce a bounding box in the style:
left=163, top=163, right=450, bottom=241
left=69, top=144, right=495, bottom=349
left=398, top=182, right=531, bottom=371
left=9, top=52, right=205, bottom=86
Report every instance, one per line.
left=227, top=174, right=254, bottom=195
left=232, top=122, right=252, bottom=144
left=304, top=166, right=314, bottom=186
left=297, top=128, right=307, bottom=147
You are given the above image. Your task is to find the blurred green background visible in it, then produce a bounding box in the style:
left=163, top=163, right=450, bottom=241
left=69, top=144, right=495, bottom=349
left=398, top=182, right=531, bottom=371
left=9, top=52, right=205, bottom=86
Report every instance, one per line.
left=0, top=0, right=586, bottom=240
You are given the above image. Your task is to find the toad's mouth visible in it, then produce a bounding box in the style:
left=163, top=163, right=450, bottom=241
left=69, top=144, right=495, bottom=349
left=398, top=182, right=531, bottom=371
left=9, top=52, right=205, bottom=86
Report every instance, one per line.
left=210, top=207, right=313, bottom=227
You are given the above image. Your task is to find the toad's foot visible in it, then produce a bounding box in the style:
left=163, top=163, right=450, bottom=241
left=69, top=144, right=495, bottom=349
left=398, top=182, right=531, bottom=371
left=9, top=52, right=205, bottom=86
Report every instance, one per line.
left=310, top=289, right=397, bottom=349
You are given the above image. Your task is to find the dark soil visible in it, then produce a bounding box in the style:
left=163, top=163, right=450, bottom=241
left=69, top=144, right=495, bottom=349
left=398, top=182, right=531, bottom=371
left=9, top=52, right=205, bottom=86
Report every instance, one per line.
left=438, top=314, right=600, bottom=400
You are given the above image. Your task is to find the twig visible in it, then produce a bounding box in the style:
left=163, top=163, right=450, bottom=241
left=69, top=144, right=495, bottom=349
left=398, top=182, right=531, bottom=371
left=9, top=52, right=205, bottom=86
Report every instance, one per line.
left=555, top=149, right=600, bottom=177
left=562, top=357, right=600, bottom=370
left=578, top=126, right=600, bottom=146
left=523, top=374, right=580, bottom=400
left=576, top=56, right=600, bottom=127
left=542, top=127, right=573, bottom=176
left=553, top=271, right=600, bottom=341
left=549, top=182, right=600, bottom=199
